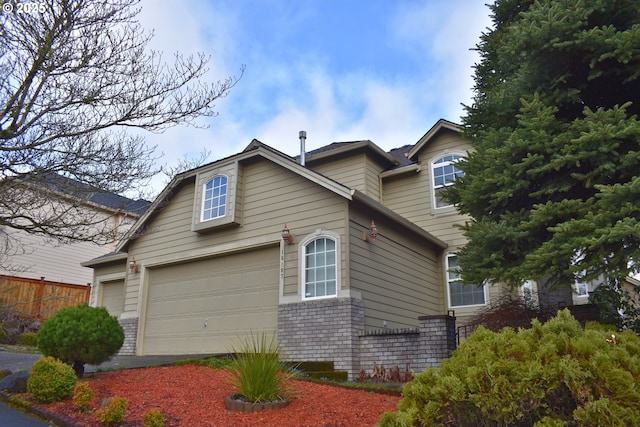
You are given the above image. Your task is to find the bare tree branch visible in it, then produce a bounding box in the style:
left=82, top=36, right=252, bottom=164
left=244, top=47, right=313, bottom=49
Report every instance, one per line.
left=0, top=0, right=243, bottom=251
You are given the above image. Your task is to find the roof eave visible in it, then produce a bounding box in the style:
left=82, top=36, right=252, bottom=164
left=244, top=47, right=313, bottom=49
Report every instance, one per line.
left=81, top=251, right=128, bottom=268
left=406, top=119, right=462, bottom=160
left=351, top=189, right=447, bottom=250
left=115, top=142, right=355, bottom=252
left=305, top=140, right=399, bottom=167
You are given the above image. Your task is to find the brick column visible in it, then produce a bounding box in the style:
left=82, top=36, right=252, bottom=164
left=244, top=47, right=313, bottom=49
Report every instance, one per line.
left=419, top=314, right=457, bottom=368
left=278, top=297, right=364, bottom=379
left=118, top=317, right=138, bottom=355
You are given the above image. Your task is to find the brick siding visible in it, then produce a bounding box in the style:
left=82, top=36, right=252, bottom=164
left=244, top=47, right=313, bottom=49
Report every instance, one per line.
left=278, top=297, right=456, bottom=379
left=118, top=317, right=138, bottom=355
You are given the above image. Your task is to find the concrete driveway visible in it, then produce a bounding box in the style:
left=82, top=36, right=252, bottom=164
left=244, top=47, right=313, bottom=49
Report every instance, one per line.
left=0, top=400, right=55, bottom=426
left=0, top=350, right=216, bottom=373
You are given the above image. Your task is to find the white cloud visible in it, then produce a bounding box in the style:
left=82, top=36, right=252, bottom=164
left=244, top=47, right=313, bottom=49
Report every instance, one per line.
left=129, top=0, right=493, bottom=197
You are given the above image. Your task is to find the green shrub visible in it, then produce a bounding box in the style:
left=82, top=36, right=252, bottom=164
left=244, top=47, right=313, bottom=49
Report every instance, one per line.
left=0, top=322, right=6, bottom=343
left=379, top=309, right=640, bottom=426
left=27, top=356, right=77, bottom=403
left=18, top=331, right=38, bottom=346
left=37, top=304, right=124, bottom=377
left=95, top=397, right=127, bottom=426
left=228, top=332, right=295, bottom=403
left=72, top=382, right=94, bottom=411
left=143, top=408, right=165, bottom=427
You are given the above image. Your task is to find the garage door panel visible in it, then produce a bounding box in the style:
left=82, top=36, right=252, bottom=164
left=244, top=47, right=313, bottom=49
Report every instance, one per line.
left=143, top=247, right=279, bottom=355
left=100, top=280, right=124, bottom=318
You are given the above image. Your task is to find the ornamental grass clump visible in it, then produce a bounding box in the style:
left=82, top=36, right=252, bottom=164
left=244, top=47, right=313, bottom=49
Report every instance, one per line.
left=228, top=332, right=295, bottom=403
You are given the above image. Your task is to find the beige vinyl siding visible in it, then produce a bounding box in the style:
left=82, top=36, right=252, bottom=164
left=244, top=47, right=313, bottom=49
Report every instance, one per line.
left=382, top=129, right=472, bottom=247
left=123, top=158, right=349, bottom=310
left=348, top=206, right=442, bottom=330
left=308, top=152, right=383, bottom=200
left=382, top=173, right=429, bottom=226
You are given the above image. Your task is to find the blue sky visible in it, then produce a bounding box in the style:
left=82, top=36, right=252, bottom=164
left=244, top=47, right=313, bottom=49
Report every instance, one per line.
left=137, top=0, right=493, bottom=195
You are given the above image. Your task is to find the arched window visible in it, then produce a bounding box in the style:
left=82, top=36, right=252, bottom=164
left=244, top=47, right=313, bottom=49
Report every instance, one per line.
left=303, top=236, right=337, bottom=299
left=201, top=175, right=227, bottom=221
left=431, top=154, right=464, bottom=209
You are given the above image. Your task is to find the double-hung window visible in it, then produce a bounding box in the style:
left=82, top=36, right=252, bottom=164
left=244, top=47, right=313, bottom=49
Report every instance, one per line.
left=202, top=175, right=227, bottom=221
left=303, top=237, right=337, bottom=299
left=447, top=255, right=485, bottom=307
left=431, top=154, right=464, bottom=209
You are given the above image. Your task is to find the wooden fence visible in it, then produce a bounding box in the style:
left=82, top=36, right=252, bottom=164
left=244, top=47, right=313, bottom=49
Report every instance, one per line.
left=0, top=275, right=90, bottom=320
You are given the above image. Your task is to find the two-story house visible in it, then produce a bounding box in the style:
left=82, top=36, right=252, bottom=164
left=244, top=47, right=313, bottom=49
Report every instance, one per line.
left=80, top=119, right=552, bottom=376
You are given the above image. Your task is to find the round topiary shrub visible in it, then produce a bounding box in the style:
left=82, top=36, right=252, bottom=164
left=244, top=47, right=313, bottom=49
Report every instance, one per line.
left=27, top=356, right=77, bottom=403
left=73, top=381, right=95, bottom=411
left=96, top=396, right=127, bottom=426
left=379, top=309, right=640, bottom=426
left=37, top=304, right=124, bottom=378
left=18, top=331, right=38, bottom=347
left=143, top=408, right=165, bottom=427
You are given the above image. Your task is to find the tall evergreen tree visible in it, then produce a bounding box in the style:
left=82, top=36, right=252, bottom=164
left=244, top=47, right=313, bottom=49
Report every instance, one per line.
left=447, top=0, right=640, bottom=289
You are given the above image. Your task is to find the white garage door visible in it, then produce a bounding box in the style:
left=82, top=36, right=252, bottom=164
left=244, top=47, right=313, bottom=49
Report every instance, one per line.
left=100, top=280, right=124, bottom=318
left=142, top=247, right=279, bottom=355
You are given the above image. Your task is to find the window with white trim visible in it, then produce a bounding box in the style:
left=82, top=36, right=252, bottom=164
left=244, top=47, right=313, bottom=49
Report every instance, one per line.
left=447, top=255, right=485, bottom=307
left=576, top=281, right=589, bottom=298
left=431, top=154, right=464, bottom=209
left=201, top=175, right=227, bottom=221
left=303, top=237, right=337, bottom=299
left=521, top=280, right=535, bottom=303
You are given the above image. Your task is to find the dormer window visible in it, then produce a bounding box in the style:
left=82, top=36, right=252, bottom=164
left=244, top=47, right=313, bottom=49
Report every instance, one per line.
left=192, top=163, right=240, bottom=232
left=202, top=175, right=227, bottom=221
left=431, top=154, right=464, bottom=209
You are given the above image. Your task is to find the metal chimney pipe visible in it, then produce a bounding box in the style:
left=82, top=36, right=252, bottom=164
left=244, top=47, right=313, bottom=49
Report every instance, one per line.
left=299, top=131, right=307, bottom=166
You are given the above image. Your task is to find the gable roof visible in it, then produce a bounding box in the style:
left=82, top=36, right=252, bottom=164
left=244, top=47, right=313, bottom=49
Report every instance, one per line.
left=301, top=140, right=399, bottom=168
left=116, top=139, right=446, bottom=253
left=406, top=119, right=462, bottom=161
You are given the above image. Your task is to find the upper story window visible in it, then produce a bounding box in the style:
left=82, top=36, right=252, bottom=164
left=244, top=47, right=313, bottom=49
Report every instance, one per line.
left=192, top=162, right=240, bottom=233
left=431, top=154, right=464, bottom=209
left=303, top=237, right=337, bottom=299
left=201, top=175, right=228, bottom=221
left=447, top=255, right=485, bottom=307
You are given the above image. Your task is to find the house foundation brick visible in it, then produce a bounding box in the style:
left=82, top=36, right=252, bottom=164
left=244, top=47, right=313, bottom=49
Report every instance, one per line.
left=358, top=315, right=456, bottom=377
left=278, top=297, right=364, bottom=379
left=279, top=298, right=456, bottom=380
left=117, top=317, right=138, bottom=355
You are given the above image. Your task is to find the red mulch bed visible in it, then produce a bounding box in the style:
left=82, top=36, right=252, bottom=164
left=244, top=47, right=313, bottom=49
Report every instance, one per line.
left=37, top=365, right=401, bottom=426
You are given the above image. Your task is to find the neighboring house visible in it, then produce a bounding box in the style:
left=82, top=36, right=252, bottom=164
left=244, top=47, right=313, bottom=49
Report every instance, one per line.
left=80, top=119, right=602, bottom=376
left=0, top=173, right=149, bottom=318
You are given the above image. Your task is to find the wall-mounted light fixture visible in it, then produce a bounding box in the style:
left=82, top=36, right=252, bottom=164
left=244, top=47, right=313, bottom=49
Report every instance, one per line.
left=281, top=224, right=294, bottom=245
left=129, top=257, right=140, bottom=274
left=363, top=220, right=378, bottom=242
